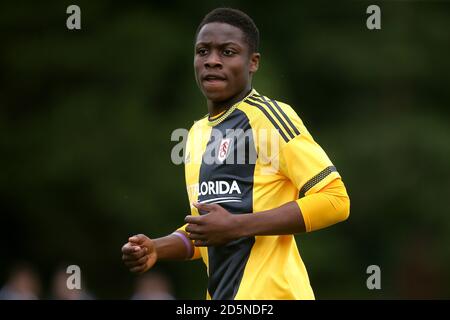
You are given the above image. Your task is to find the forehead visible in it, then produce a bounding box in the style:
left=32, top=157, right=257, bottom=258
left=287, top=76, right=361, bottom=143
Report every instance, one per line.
left=196, top=22, right=246, bottom=46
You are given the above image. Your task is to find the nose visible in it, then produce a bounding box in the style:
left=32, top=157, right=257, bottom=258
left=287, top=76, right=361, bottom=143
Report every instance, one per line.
left=204, top=50, right=222, bottom=69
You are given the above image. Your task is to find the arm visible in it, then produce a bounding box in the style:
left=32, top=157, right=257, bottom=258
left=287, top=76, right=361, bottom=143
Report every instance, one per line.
left=235, top=201, right=305, bottom=237
left=153, top=232, right=194, bottom=260
left=239, top=178, right=350, bottom=236
left=121, top=232, right=194, bottom=274
left=185, top=178, right=350, bottom=246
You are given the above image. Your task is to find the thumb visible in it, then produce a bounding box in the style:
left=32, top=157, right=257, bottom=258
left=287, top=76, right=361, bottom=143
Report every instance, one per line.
left=129, top=234, right=146, bottom=244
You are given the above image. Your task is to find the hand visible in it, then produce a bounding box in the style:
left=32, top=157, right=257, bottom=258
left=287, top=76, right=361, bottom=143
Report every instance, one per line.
left=185, top=202, right=242, bottom=247
left=121, top=234, right=157, bottom=273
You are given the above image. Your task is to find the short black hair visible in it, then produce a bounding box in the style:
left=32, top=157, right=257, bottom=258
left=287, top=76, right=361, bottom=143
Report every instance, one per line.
left=195, top=8, right=260, bottom=53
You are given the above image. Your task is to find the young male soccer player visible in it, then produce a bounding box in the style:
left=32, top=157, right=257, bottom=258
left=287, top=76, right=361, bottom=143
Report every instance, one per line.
left=122, top=8, right=350, bottom=300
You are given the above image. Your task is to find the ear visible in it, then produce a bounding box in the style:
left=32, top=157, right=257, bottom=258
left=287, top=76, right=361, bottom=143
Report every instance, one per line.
left=249, top=52, right=260, bottom=74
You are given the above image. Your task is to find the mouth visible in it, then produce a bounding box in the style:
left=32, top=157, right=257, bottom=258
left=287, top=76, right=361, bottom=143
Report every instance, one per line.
left=202, top=74, right=226, bottom=82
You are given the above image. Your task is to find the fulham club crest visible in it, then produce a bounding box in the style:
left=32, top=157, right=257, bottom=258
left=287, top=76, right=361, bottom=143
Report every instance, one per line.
left=218, top=138, right=231, bottom=163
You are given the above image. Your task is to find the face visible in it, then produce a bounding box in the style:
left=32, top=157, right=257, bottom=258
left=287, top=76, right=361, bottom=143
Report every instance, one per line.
left=194, top=22, right=260, bottom=104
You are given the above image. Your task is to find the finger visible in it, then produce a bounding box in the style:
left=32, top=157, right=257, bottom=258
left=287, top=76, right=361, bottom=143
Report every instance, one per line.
left=124, top=255, right=148, bottom=268
left=123, top=246, right=148, bottom=259
left=187, top=233, right=207, bottom=241
left=130, top=264, right=147, bottom=273
left=131, top=247, right=148, bottom=259
left=185, top=224, right=203, bottom=234
left=122, top=243, right=143, bottom=255
left=185, top=215, right=204, bottom=225
left=129, top=234, right=146, bottom=244
left=122, top=254, right=133, bottom=261
left=192, top=202, right=215, bottom=212
left=122, top=249, right=146, bottom=262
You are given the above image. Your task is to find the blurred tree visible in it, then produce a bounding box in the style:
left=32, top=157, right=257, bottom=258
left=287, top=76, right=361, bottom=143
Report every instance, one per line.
left=1, top=0, right=449, bottom=298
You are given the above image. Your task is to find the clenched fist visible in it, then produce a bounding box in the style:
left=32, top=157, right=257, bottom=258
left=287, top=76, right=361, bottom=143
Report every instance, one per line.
left=121, top=234, right=157, bottom=274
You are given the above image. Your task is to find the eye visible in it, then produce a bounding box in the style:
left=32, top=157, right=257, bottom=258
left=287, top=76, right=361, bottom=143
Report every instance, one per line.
left=223, top=49, right=235, bottom=56
left=197, top=48, right=208, bottom=56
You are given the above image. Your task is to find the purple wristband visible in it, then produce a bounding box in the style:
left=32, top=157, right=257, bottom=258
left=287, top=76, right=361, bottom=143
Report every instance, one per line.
left=172, top=231, right=194, bottom=259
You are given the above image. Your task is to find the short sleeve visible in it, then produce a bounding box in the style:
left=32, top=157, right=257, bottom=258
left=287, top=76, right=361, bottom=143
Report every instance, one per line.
left=278, top=117, right=341, bottom=197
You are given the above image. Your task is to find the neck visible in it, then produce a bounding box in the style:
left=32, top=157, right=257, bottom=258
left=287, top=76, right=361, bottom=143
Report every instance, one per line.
left=207, top=85, right=252, bottom=117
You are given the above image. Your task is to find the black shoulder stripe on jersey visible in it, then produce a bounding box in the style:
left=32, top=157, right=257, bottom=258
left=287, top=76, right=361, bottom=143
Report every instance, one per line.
left=247, top=96, right=296, bottom=141
left=253, top=94, right=301, bottom=137
left=244, top=99, right=290, bottom=143
left=299, top=166, right=337, bottom=197
left=269, top=99, right=301, bottom=136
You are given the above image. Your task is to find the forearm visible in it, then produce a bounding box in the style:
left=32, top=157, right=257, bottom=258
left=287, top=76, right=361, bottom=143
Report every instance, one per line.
left=296, top=178, right=350, bottom=232
left=236, top=201, right=306, bottom=238
left=153, top=233, right=193, bottom=260
left=235, top=178, right=350, bottom=238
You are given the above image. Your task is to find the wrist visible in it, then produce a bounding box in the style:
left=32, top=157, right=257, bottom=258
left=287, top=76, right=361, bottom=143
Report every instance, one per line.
left=234, top=213, right=252, bottom=238
left=172, top=231, right=194, bottom=259
left=152, top=238, right=163, bottom=259
left=153, top=233, right=193, bottom=261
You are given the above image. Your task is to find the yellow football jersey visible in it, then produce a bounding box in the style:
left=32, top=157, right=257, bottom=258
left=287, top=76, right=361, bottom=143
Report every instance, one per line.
left=179, top=89, right=341, bottom=300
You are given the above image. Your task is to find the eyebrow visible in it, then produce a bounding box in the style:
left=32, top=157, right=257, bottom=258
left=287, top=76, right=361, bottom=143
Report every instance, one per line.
left=195, top=41, right=241, bottom=48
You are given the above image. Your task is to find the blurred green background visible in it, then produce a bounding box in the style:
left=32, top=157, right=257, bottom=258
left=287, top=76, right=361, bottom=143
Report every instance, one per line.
left=1, top=0, right=449, bottom=299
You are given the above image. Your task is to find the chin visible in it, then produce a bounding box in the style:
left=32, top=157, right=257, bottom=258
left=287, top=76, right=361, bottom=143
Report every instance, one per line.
left=203, top=89, right=230, bottom=103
